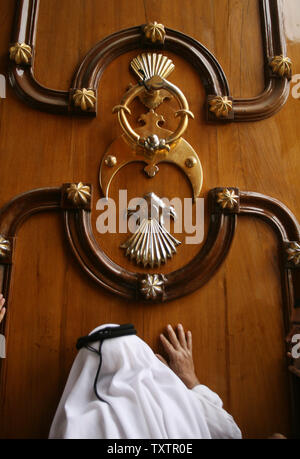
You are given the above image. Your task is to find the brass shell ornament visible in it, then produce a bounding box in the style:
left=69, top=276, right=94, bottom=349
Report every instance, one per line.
left=217, top=189, right=239, bottom=209
left=9, top=43, right=32, bottom=65
left=66, top=183, right=91, bottom=205
left=140, top=274, right=165, bottom=300
left=101, top=52, right=203, bottom=200
left=112, top=61, right=194, bottom=153
left=0, top=236, right=11, bottom=258
left=286, top=242, right=300, bottom=266
left=73, top=89, right=96, bottom=111
left=104, top=155, right=117, bottom=167
left=143, top=22, right=166, bottom=44
left=269, top=55, right=292, bottom=79
left=209, top=96, right=233, bottom=118
left=130, top=54, right=175, bottom=110
left=131, top=54, right=174, bottom=81
left=121, top=193, right=181, bottom=268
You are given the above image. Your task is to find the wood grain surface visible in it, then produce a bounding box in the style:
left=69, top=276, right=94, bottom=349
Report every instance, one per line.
left=0, top=0, right=299, bottom=438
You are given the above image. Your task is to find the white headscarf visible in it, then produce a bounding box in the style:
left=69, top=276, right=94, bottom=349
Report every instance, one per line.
left=49, top=324, right=241, bottom=439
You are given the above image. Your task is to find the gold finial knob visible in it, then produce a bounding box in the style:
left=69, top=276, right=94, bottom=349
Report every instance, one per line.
left=143, top=22, right=166, bottom=44
left=286, top=242, right=300, bottom=266
left=269, top=55, right=292, bottom=79
left=217, top=188, right=239, bottom=209
left=66, top=182, right=91, bottom=206
left=0, top=236, right=11, bottom=259
left=185, top=157, right=197, bottom=168
left=209, top=96, right=233, bottom=119
left=73, top=89, right=96, bottom=111
left=9, top=43, right=32, bottom=65
left=104, top=155, right=117, bottom=167
left=140, top=274, right=165, bottom=299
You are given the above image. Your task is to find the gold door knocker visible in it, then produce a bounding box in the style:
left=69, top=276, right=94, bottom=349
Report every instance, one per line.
left=100, top=53, right=203, bottom=200
left=99, top=53, right=203, bottom=268
left=113, top=71, right=194, bottom=152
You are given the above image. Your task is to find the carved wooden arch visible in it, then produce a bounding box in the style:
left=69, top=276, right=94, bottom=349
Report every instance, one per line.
left=64, top=193, right=236, bottom=301
left=0, top=184, right=299, bottom=308
left=0, top=185, right=237, bottom=302
left=0, top=184, right=299, bottom=433
left=8, top=0, right=291, bottom=121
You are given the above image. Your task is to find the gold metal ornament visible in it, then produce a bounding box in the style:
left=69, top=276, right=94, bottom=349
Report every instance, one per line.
left=9, top=43, right=32, bottom=65
left=209, top=96, right=233, bottom=118
left=143, top=22, right=166, bottom=44
left=217, top=188, right=239, bottom=209
left=66, top=182, right=91, bottom=205
left=121, top=192, right=181, bottom=268
left=140, top=274, right=165, bottom=300
left=104, top=155, right=117, bottom=167
left=101, top=109, right=203, bottom=200
left=286, top=242, right=300, bottom=266
left=269, top=55, right=292, bottom=79
left=100, top=52, right=203, bottom=201
left=0, top=236, right=11, bottom=259
left=73, top=89, right=96, bottom=111
left=185, top=157, right=197, bottom=168
left=112, top=75, right=194, bottom=152
left=130, top=54, right=175, bottom=109
left=130, top=54, right=174, bottom=81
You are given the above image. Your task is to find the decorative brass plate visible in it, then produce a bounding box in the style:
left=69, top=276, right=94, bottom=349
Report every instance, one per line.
left=99, top=53, right=203, bottom=200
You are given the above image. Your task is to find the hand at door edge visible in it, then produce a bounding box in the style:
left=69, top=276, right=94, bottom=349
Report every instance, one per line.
left=156, top=323, right=200, bottom=389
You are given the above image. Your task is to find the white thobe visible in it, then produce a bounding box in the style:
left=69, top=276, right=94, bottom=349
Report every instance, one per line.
left=49, top=325, right=242, bottom=439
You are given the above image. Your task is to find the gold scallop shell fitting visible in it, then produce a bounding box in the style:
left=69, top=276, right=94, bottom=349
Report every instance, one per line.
left=269, top=55, right=292, bottom=79
left=143, top=22, right=166, bottom=44
left=130, top=53, right=175, bottom=81
left=286, top=242, right=300, bottom=266
left=9, top=43, right=32, bottom=65
left=66, top=183, right=91, bottom=205
left=217, top=189, right=239, bottom=209
left=73, top=89, right=96, bottom=111
left=209, top=96, right=233, bottom=118
left=140, top=274, right=165, bottom=300
left=0, top=236, right=11, bottom=258
left=121, top=217, right=181, bottom=268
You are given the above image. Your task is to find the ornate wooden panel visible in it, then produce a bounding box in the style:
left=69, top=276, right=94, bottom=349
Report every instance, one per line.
left=0, top=0, right=300, bottom=439
left=8, top=0, right=292, bottom=121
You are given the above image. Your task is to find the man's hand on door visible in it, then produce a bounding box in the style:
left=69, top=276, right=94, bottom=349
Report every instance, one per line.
left=156, top=323, right=200, bottom=389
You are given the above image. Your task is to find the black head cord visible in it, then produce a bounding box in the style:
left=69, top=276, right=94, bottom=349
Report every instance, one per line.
left=76, top=324, right=137, bottom=403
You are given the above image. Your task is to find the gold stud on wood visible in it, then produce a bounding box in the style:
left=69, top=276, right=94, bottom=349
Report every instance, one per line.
left=9, top=43, right=32, bottom=65
left=72, top=89, right=96, bottom=111
left=269, top=55, right=292, bottom=79
left=208, top=96, right=233, bottom=119
left=0, top=236, right=11, bottom=259
left=217, top=188, right=239, bottom=209
left=143, top=22, right=166, bottom=44
left=286, top=242, right=300, bottom=266
left=66, top=183, right=91, bottom=206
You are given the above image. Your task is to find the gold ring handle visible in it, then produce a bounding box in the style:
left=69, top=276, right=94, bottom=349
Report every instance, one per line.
left=113, top=77, right=194, bottom=152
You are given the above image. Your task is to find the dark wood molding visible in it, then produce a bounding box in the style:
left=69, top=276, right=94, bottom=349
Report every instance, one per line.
left=0, top=185, right=235, bottom=301
left=8, top=0, right=291, bottom=121
left=233, top=0, right=291, bottom=121
left=0, top=185, right=299, bottom=306
left=239, top=191, right=300, bottom=242
left=64, top=191, right=237, bottom=301
left=238, top=190, right=300, bottom=327
left=238, top=190, right=300, bottom=436
left=0, top=187, right=61, bottom=235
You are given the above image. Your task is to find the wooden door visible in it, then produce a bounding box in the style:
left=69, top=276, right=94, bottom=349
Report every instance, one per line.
left=0, top=0, right=299, bottom=439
